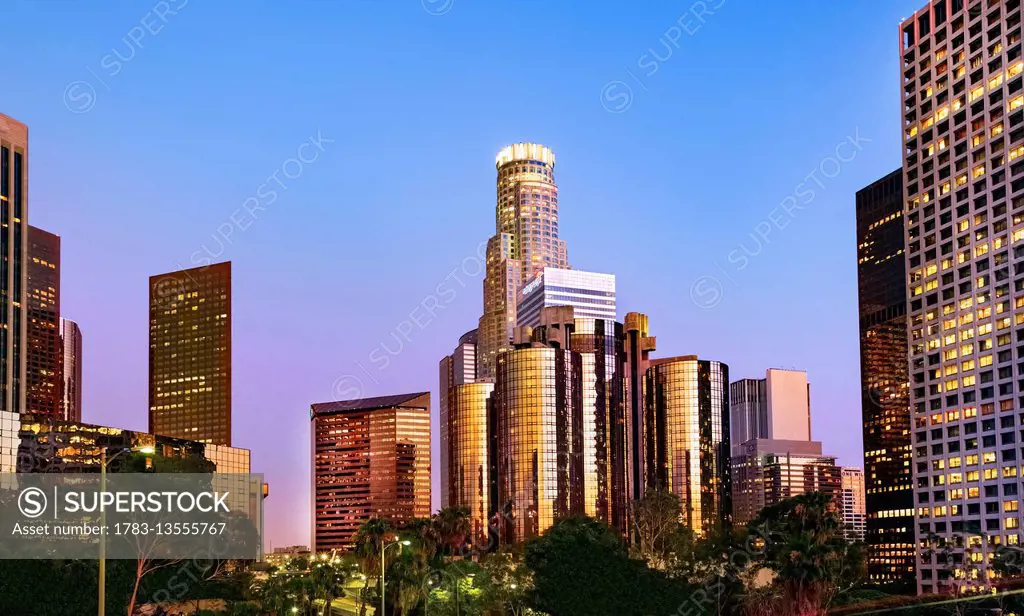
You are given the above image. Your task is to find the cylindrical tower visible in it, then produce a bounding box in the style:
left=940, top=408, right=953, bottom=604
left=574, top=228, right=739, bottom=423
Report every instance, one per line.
left=478, top=143, right=568, bottom=379
left=644, top=356, right=731, bottom=536
left=493, top=345, right=583, bottom=544
left=448, top=381, right=494, bottom=546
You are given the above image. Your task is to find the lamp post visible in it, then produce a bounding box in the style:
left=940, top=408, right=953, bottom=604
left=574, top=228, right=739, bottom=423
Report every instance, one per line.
left=380, top=537, right=410, bottom=616
left=98, top=445, right=154, bottom=616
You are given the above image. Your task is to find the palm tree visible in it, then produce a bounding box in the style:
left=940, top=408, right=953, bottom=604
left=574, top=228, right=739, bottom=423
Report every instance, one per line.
left=432, top=506, right=472, bottom=556
left=310, top=554, right=348, bottom=616
left=353, top=518, right=395, bottom=616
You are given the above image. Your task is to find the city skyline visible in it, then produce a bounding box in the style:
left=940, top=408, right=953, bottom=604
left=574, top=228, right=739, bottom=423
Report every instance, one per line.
left=2, top=0, right=931, bottom=549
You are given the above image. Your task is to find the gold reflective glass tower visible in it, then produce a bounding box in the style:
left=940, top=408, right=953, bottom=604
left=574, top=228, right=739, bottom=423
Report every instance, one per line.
left=645, top=355, right=731, bottom=536
left=477, top=144, right=568, bottom=379
left=448, top=382, right=494, bottom=545
left=149, top=262, right=232, bottom=445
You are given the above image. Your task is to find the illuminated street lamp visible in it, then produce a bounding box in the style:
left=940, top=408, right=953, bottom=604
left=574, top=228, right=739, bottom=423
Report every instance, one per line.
left=381, top=537, right=411, bottom=616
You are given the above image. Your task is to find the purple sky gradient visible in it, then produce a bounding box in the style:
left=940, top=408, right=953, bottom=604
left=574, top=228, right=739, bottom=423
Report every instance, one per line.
left=3, top=0, right=926, bottom=548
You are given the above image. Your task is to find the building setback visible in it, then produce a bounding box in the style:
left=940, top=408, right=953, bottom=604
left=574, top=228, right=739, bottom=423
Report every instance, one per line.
left=0, top=114, right=29, bottom=414
left=856, top=169, right=915, bottom=584
left=477, top=144, right=568, bottom=379
left=900, top=0, right=1024, bottom=593
left=729, top=369, right=811, bottom=456
left=26, top=226, right=61, bottom=417
left=516, top=267, right=616, bottom=328
left=310, top=393, right=431, bottom=552
left=149, top=262, right=232, bottom=445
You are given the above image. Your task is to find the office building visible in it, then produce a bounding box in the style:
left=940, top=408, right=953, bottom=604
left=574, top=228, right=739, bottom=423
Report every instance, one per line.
left=26, top=226, right=61, bottom=417
left=492, top=328, right=583, bottom=544
left=439, top=329, right=478, bottom=509
left=310, top=393, right=431, bottom=552
left=447, top=381, right=494, bottom=545
left=729, top=369, right=811, bottom=454
left=900, top=0, right=1024, bottom=593
left=624, top=312, right=656, bottom=503
left=644, top=355, right=731, bottom=535
left=0, top=114, right=29, bottom=414
left=477, top=143, right=568, bottom=379
left=524, top=306, right=628, bottom=532
left=856, top=169, right=915, bottom=583
left=516, top=267, right=616, bottom=328
left=731, top=438, right=841, bottom=525
left=841, top=467, right=868, bottom=542
left=60, top=318, right=82, bottom=423
left=149, top=262, right=232, bottom=445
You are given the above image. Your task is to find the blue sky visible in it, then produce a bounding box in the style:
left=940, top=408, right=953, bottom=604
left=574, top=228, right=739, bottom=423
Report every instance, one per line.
left=2, top=0, right=925, bottom=547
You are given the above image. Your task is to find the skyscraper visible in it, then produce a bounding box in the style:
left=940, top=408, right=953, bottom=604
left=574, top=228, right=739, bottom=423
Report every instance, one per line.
left=493, top=326, right=583, bottom=544
left=729, top=369, right=811, bottom=454
left=841, top=467, right=868, bottom=543
left=310, top=393, right=431, bottom=552
left=645, top=355, right=731, bottom=536
left=440, top=329, right=478, bottom=510
left=731, top=438, right=841, bottom=525
left=26, top=226, right=61, bottom=417
left=516, top=267, right=616, bottom=328
left=901, top=0, right=1024, bottom=593
left=856, top=169, right=914, bottom=584
left=477, top=143, right=568, bottom=379
left=149, top=262, right=232, bottom=445
left=0, top=114, right=28, bottom=414
left=447, top=381, right=493, bottom=545
left=60, top=318, right=83, bottom=423
left=624, top=312, right=656, bottom=502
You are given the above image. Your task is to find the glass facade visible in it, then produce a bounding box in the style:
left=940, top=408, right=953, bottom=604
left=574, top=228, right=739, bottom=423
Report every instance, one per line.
left=0, top=114, right=28, bottom=415
left=645, top=356, right=731, bottom=536
left=493, top=346, right=583, bottom=544
left=478, top=144, right=568, bottom=379
left=448, top=382, right=494, bottom=545
left=901, top=0, right=1024, bottom=593
left=569, top=317, right=627, bottom=533
left=624, top=312, right=656, bottom=503
left=26, top=226, right=61, bottom=417
left=310, top=393, right=431, bottom=552
left=439, top=329, right=478, bottom=510
left=60, top=318, right=83, bottom=423
left=517, top=268, right=616, bottom=328
left=149, top=262, right=232, bottom=445
left=856, top=169, right=915, bottom=583
left=731, top=438, right=839, bottom=525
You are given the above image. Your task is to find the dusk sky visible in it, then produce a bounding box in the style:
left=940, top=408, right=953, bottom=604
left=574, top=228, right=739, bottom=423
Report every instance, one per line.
left=3, top=0, right=925, bottom=548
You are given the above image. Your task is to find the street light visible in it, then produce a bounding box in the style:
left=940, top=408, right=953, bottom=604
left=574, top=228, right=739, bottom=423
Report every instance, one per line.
left=98, top=445, right=153, bottom=616
left=380, top=537, right=410, bottom=616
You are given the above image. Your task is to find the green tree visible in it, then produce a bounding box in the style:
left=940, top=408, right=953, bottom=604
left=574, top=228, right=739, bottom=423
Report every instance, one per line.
left=353, top=518, right=396, bottom=616
left=432, top=506, right=472, bottom=556
left=524, top=516, right=692, bottom=616
left=747, top=492, right=865, bottom=616
left=309, top=555, right=348, bottom=616
left=629, top=489, right=683, bottom=570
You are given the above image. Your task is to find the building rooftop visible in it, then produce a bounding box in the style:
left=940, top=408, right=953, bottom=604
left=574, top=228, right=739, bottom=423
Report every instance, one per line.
left=310, top=392, right=430, bottom=415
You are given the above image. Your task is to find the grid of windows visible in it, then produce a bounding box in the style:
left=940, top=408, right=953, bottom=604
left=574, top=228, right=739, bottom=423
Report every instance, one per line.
left=857, top=170, right=916, bottom=584
left=26, top=226, right=61, bottom=417
left=478, top=144, right=568, bottom=379
left=310, top=394, right=431, bottom=552
left=149, top=262, right=232, bottom=446
left=0, top=115, right=28, bottom=415
left=901, top=0, right=1024, bottom=593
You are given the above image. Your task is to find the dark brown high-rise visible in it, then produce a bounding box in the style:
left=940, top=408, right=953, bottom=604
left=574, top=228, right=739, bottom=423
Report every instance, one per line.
left=856, top=169, right=914, bottom=586
left=0, top=114, right=28, bottom=414
left=149, top=262, right=232, bottom=445
left=26, top=226, right=62, bottom=417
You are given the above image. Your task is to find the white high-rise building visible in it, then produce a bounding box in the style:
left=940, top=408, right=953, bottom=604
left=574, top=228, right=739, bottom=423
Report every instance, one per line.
left=516, top=267, right=616, bottom=328
left=901, top=0, right=1024, bottom=594
left=729, top=368, right=811, bottom=454
left=840, top=467, right=867, bottom=543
